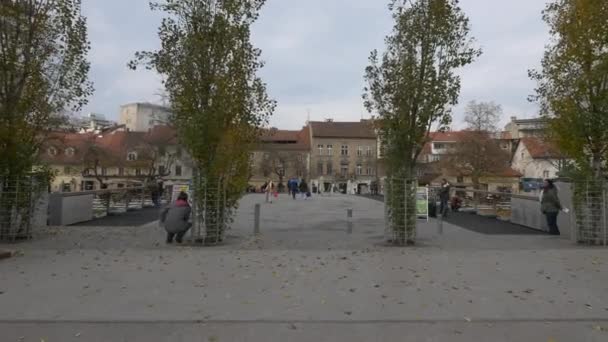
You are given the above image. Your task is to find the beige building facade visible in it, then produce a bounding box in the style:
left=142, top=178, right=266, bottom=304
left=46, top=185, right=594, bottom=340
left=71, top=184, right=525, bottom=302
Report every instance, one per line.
left=308, top=120, right=377, bottom=194
left=249, top=127, right=311, bottom=191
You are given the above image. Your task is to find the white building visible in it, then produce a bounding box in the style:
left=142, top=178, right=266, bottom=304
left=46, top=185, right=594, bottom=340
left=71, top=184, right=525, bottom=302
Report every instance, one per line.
left=78, top=113, right=116, bottom=133
left=505, top=116, right=547, bottom=139
left=119, top=103, right=171, bottom=132
left=511, top=137, right=563, bottom=179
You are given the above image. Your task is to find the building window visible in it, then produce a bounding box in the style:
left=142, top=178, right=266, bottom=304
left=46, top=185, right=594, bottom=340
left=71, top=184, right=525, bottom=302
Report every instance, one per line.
left=175, top=165, right=182, bottom=176
left=341, top=165, right=349, bottom=177
left=357, top=146, right=363, bottom=156
left=135, top=168, right=142, bottom=176
left=457, top=176, right=464, bottom=183
left=341, top=145, right=349, bottom=156
left=278, top=165, right=285, bottom=177
left=47, top=147, right=57, bottom=156
left=366, top=146, right=373, bottom=157
left=543, top=170, right=550, bottom=179
left=326, top=163, right=333, bottom=175
left=65, top=147, right=75, bottom=156
left=176, top=148, right=183, bottom=158
left=318, top=144, right=324, bottom=155
left=521, top=152, right=525, bottom=160
left=118, top=168, right=124, bottom=176
left=356, top=164, right=363, bottom=175
left=317, top=163, right=324, bottom=175
left=367, top=167, right=374, bottom=176
left=158, top=165, right=165, bottom=175
left=434, top=143, right=446, bottom=150
left=327, top=145, right=333, bottom=155
left=127, top=152, right=137, bottom=161
left=101, top=167, right=107, bottom=176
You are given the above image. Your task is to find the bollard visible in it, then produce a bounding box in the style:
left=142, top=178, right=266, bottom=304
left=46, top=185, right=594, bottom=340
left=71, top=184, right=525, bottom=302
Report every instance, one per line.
left=437, top=213, right=444, bottom=235
left=254, top=203, right=261, bottom=235
left=347, top=208, right=353, bottom=234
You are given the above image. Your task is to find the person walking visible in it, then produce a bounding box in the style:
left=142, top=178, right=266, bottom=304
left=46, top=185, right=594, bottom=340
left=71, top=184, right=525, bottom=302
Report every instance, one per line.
left=265, top=180, right=274, bottom=203
left=289, top=178, right=297, bottom=200
left=299, top=179, right=309, bottom=199
left=160, top=191, right=192, bottom=244
left=439, top=179, right=451, bottom=217
left=541, top=179, right=563, bottom=235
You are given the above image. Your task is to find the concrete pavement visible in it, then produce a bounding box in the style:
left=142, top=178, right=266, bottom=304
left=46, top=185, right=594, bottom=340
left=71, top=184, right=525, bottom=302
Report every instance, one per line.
left=1, top=194, right=607, bottom=341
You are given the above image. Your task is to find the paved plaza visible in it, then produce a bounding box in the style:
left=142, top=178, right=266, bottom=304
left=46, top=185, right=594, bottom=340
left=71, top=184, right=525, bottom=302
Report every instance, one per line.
left=1, top=194, right=607, bottom=341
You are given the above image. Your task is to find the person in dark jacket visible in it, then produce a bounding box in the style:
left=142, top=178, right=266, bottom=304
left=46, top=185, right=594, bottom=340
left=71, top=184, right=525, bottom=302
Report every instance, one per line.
left=160, top=192, right=192, bottom=243
left=439, top=179, right=451, bottom=217
left=299, top=179, right=309, bottom=199
left=541, top=179, right=562, bottom=235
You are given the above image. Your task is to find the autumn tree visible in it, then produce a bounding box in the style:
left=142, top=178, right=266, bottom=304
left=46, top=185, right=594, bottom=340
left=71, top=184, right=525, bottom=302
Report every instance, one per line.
left=446, top=132, right=511, bottom=190
left=0, top=0, right=92, bottom=178
left=0, top=0, right=91, bottom=239
left=131, top=0, right=274, bottom=244
left=363, top=0, right=481, bottom=244
left=260, top=151, right=307, bottom=190
left=530, top=0, right=608, bottom=179
left=443, top=100, right=510, bottom=190
left=464, top=100, right=502, bottom=132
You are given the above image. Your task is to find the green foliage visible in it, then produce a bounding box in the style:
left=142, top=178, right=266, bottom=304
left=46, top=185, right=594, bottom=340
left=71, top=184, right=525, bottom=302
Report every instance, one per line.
left=530, top=0, right=608, bottom=179
left=364, top=0, right=481, bottom=178
left=0, top=0, right=93, bottom=179
left=131, top=0, right=274, bottom=239
left=364, top=0, right=480, bottom=243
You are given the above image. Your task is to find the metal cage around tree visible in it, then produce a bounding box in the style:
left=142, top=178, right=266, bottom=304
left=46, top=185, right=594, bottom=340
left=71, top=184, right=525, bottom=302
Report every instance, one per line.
left=190, top=174, right=228, bottom=245
left=384, top=177, right=418, bottom=245
left=573, top=180, right=608, bottom=246
left=0, top=175, right=48, bottom=242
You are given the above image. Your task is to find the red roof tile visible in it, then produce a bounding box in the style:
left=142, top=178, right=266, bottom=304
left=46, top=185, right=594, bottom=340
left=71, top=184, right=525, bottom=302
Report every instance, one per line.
left=258, top=126, right=311, bottom=151
left=309, top=121, right=376, bottom=139
left=520, top=137, right=562, bottom=159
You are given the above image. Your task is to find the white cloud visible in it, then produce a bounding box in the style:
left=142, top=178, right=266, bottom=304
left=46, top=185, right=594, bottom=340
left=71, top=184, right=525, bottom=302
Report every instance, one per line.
left=81, top=0, right=552, bottom=131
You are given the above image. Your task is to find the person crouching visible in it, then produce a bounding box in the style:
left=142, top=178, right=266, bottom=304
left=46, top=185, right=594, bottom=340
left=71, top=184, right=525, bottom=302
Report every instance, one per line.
left=160, top=191, right=192, bottom=244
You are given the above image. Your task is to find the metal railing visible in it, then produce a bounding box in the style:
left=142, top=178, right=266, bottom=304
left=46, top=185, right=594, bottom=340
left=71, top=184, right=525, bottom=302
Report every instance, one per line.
left=49, top=186, right=170, bottom=225
left=428, top=186, right=547, bottom=235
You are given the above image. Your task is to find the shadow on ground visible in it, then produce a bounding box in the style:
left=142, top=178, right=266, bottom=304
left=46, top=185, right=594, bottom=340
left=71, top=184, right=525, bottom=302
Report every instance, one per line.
left=444, top=212, right=549, bottom=235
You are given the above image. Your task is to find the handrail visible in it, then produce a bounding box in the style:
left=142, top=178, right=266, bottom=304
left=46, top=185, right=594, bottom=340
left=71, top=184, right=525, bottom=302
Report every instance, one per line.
left=54, top=187, right=147, bottom=198
left=428, top=186, right=539, bottom=202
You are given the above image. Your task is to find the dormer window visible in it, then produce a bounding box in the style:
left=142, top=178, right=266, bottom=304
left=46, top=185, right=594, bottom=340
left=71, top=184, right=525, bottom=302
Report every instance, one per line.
left=127, top=152, right=137, bottom=161
left=47, top=147, right=58, bottom=156
left=65, top=147, right=75, bottom=156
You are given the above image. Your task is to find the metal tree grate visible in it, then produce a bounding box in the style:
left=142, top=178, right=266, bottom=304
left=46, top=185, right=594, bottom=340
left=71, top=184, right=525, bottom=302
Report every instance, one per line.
left=0, top=175, right=47, bottom=242
left=384, top=177, right=417, bottom=245
left=190, top=175, right=228, bottom=246
left=573, top=180, right=607, bottom=246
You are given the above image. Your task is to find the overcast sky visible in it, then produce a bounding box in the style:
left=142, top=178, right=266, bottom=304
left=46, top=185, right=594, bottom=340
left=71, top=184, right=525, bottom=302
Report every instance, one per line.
left=81, top=0, right=549, bottom=130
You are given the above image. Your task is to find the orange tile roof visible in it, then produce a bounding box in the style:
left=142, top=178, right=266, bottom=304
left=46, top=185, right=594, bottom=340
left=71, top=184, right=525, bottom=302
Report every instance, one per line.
left=309, top=121, right=376, bottom=139
left=520, top=137, right=562, bottom=159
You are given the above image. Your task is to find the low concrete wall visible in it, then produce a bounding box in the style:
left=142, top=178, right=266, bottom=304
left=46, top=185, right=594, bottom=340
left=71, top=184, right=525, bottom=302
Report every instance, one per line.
left=511, top=197, right=548, bottom=232
left=49, top=193, right=94, bottom=226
